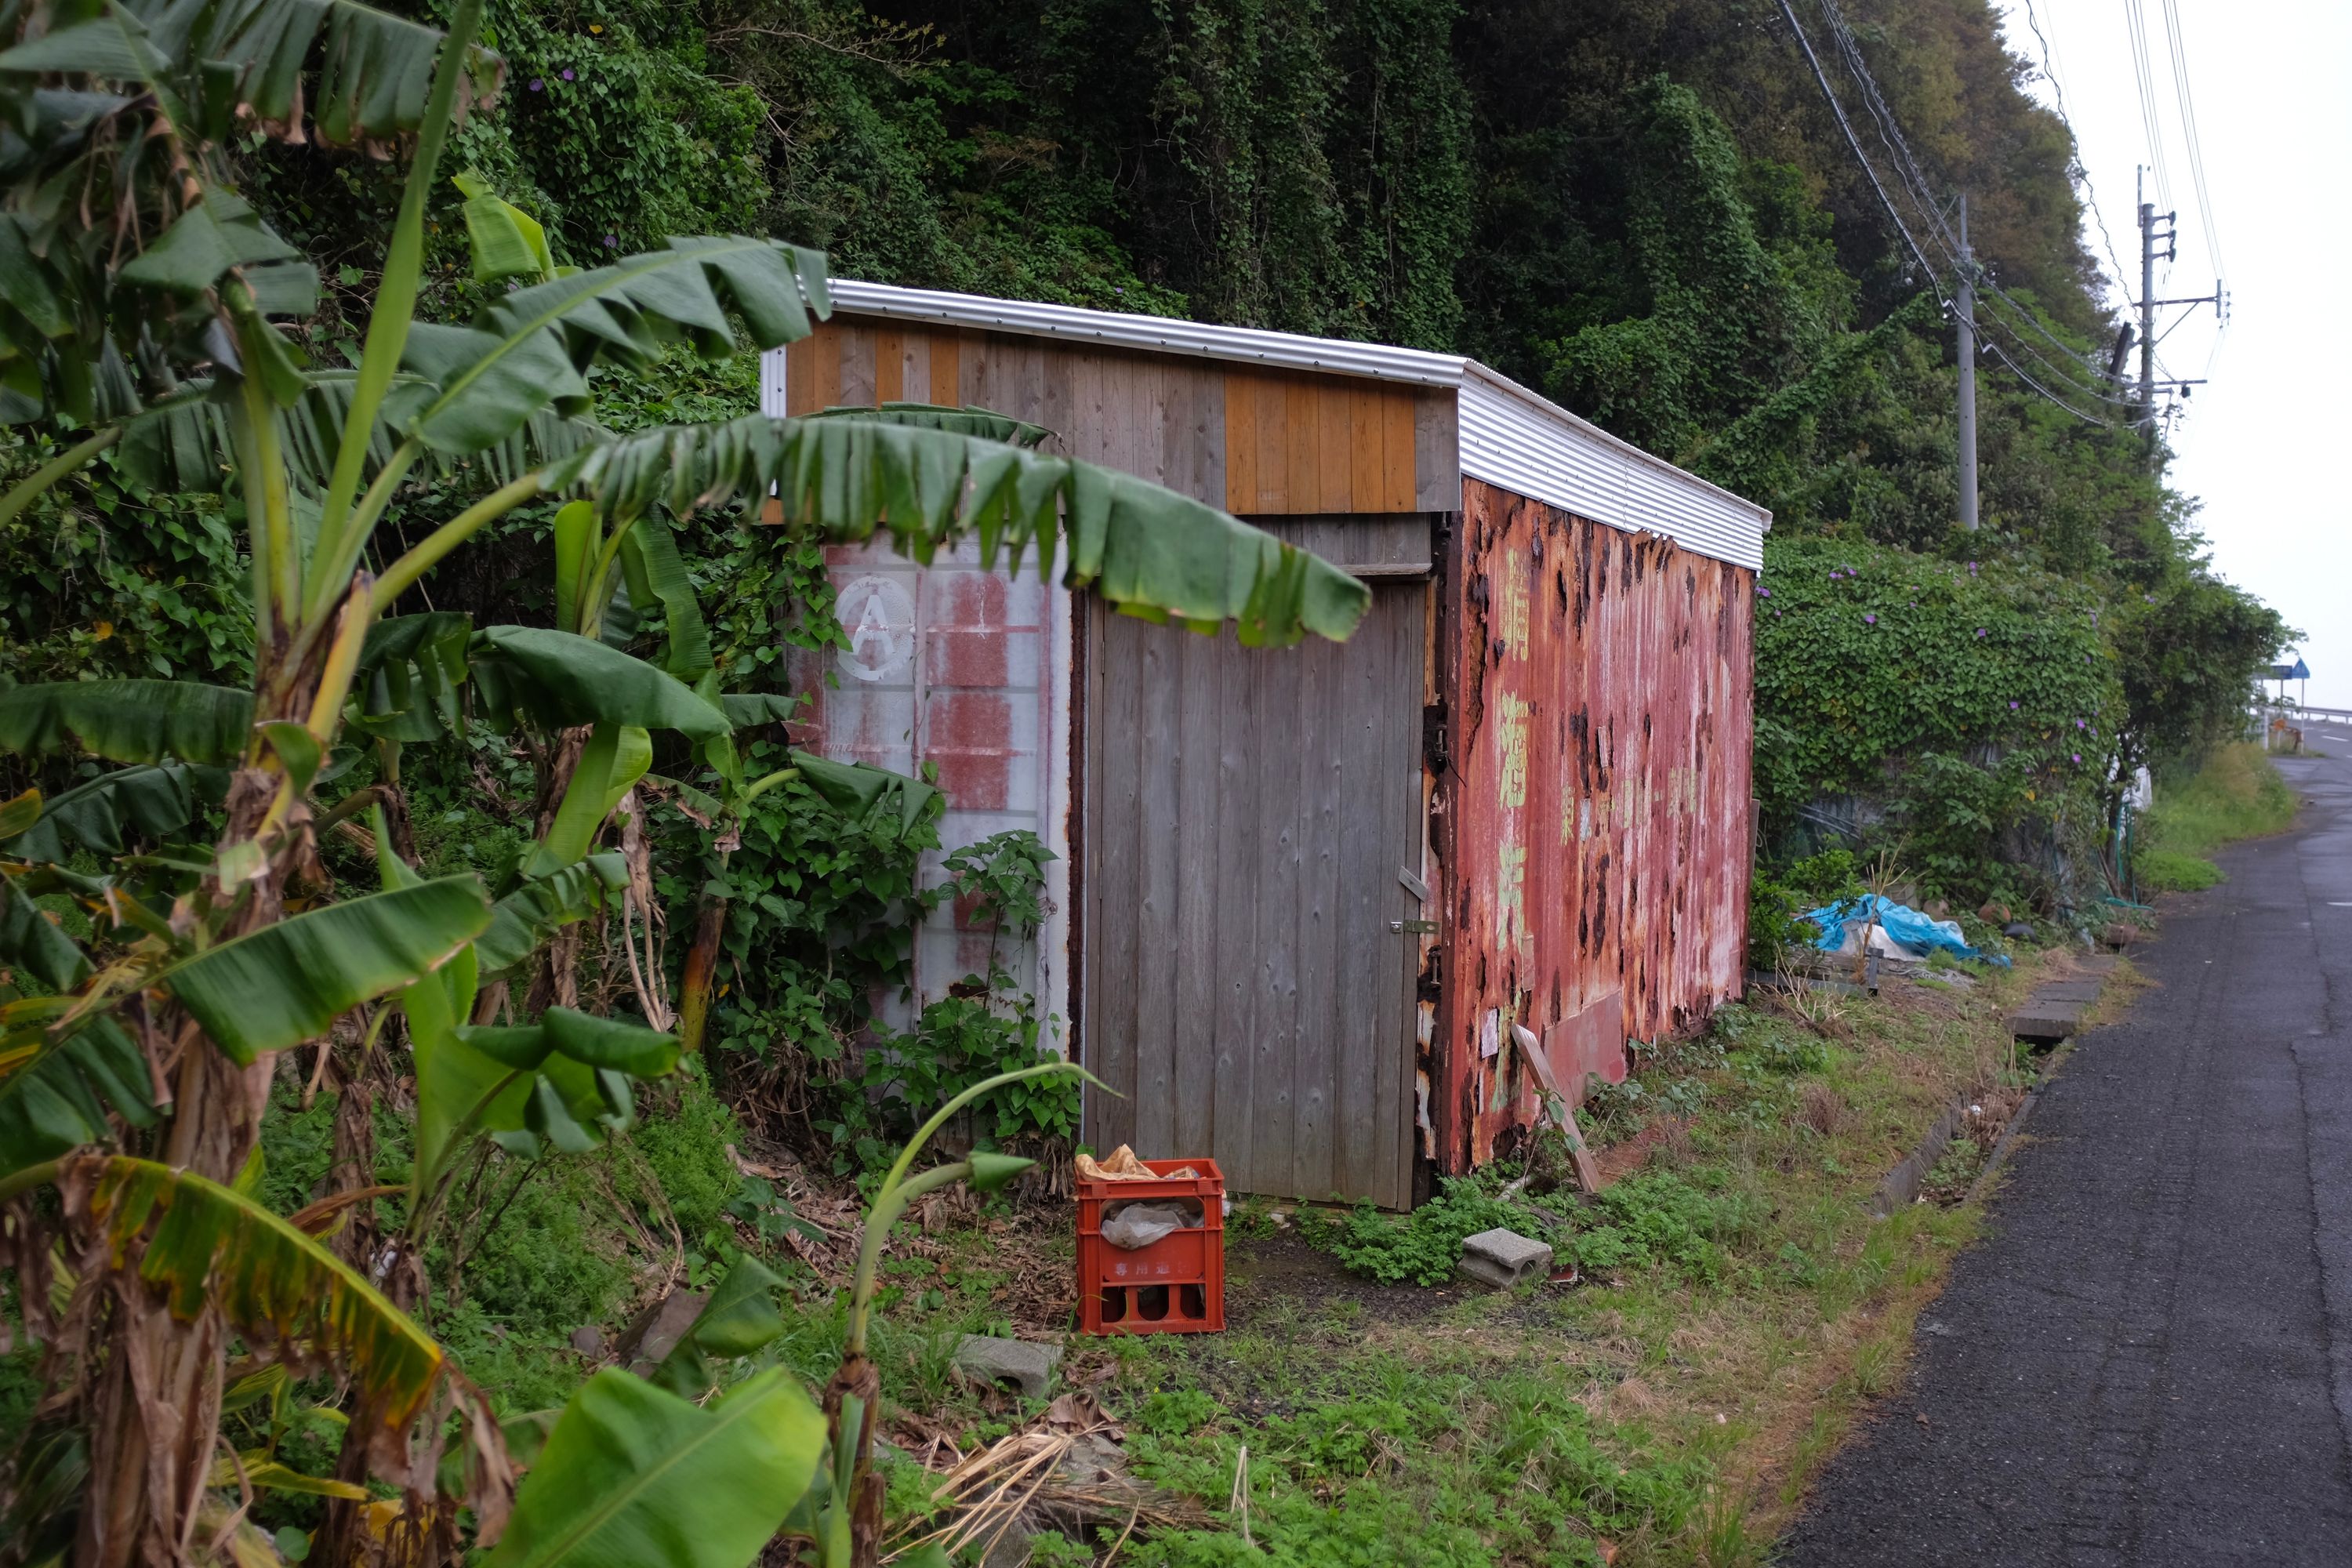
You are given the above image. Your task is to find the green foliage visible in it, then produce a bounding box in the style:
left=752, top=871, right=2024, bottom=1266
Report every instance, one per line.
left=2133, top=848, right=2221, bottom=895
left=1120, top=1360, right=1707, bottom=1566
left=1755, top=535, right=2121, bottom=902
left=728, top=0, right=1472, bottom=348
left=824, top=829, right=1075, bottom=1168
left=1297, top=1175, right=1547, bottom=1287
left=1570, top=1171, right=1738, bottom=1282
left=663, top=742, right=939, bottom=1066
left=0, top=437, right=251, bottom=691
left=2131, top=742, right=2296, bottom=895
left=1744, top=869, right=1816, bottom=974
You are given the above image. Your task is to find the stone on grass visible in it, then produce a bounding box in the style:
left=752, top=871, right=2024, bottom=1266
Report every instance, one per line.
left=1457, top=1227, right=1554, bottom=1290
left=612, top=1289, right=706, bottom=1375
left=568, top=1325, right=605, bottom=1359
left=953, top=1334, right=1063, bottom=1400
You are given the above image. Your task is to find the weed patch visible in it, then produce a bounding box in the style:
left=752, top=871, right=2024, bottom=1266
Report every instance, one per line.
left=1295, top=1177, right=1555, bottom=1287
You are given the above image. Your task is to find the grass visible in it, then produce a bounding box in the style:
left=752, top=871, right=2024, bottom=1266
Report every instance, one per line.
left=221, top=949, right=2064, bottom=1563
left=838, top=961, right=2047, bottom=1567
left=2134, top=742, right=2298, bottom=891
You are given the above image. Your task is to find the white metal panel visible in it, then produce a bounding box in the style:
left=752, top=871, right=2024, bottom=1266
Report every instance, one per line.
left=760, top=283, right=1772, bottom=571
left=1457, top=369, right=1768, bottom=571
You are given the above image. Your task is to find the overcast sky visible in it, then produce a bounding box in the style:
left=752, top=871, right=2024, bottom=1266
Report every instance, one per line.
left=1988, top=1, right=2348, bottom=707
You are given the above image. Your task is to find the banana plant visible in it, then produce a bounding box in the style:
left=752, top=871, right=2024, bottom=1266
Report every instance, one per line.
left=787, top=1062, right=1087, bottom=1568
left=0, top=0, right=1364, bottom=1560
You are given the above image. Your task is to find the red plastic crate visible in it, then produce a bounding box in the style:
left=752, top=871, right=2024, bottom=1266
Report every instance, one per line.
left=1076, top=1158, right=1225, bottom=1335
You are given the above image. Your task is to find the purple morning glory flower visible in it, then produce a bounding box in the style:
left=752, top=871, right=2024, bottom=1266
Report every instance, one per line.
left=561, top=67, right=576, bottom=81
left=528, top=78, right=543, bottom=91
left=2009, top=701, right=2020, bottom=710
left=2075, top=719, right=2086, bottom=729
left=1758, top=586, right=1772, bottom=597
left=1976, top=628, right=1987, bottom=638
left=1864, top=613, right=1877, bottom=625
left=2071, top=753, right=2082, bottom=764
left=602, top=234, right=618, bottom=248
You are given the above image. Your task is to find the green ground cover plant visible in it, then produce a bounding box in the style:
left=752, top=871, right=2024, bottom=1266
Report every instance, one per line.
left=2135, top=742, right=2298, bottom=889
left=1018, top=964, right=2042, bottom=1566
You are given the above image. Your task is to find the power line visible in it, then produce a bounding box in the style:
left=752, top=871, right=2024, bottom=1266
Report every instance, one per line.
left=1799, top=2, right=2136, bottom=415
left=2158, top=0, right=2226, bottom=280
left=1776, top=0, right=2122, bottom=427
left=2016, top=0, right=2133, bottom=297
left=1774, top=0, right=1947, bottom=303
left=2125, top=1, right=2174, bottom=217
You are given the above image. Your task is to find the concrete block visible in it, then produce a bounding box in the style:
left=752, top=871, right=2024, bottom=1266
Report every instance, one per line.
left=953, top=1334, right=1062, bottom=1400
left=2009, top=1000, right=2083, bottom=1040
left=2038, top=981, right=2102, bottom=1004
left=1457, top=1227, right=1554, bottom=1290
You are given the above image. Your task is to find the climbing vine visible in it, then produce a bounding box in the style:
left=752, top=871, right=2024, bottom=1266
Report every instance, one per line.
left=1755, top=535, right=2119, bottom=901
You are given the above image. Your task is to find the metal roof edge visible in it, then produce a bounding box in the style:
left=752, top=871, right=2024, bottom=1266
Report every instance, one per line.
left=824, top=278, right=1468, bottom=388
left=1457, top=362, right=1774, bottom=533
left=813, top=279, right=1773, bottom=543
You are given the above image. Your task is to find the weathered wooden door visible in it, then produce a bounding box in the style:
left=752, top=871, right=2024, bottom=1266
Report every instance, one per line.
left=1081, top=574, right=1425, bottom=1209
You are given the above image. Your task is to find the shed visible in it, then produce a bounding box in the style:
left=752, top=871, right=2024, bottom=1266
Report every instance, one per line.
left=760, top=283, right=1767, bottom=1208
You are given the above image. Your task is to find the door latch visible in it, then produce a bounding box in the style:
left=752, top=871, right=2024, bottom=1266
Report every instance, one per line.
left=1389, top=918, right=1439, bottom=935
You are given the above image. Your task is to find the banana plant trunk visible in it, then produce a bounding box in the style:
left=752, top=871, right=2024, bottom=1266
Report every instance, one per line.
left=70, top=588, right=357, bottom=1566
left=676, top=895, right=728, bottom=1053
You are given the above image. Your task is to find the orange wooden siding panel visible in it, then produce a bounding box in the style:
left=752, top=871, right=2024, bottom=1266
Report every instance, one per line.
left=781, top=321, right=1441, bottom=514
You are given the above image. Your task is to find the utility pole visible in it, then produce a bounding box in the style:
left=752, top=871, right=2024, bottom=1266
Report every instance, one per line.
left=2136, top=167, right=2182, bottom=450
left=2137, top=169, right=2158, bottom=429
left=1955, top=191, right=1978, bottom=532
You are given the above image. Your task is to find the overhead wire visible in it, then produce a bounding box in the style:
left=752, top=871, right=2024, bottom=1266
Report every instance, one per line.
left=2125, top=0, right=2174, bottom=216
left=1773, top=0, right=1949, bottom=306
left=1793, top=0, right=2134, bottom=421
left=2016, top=0, right=2134, bottom=298
left=2158, top=0, right=2224, bottom=281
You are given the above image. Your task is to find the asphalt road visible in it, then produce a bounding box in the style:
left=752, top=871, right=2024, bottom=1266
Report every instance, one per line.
left=1781, top=746, right=2352, bottom=1566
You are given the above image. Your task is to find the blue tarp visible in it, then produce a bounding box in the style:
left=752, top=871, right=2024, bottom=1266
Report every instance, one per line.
left=1802, top=895, right=2009, bottom=967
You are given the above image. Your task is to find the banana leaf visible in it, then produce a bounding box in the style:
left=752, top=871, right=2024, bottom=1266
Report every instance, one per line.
left=162, top=874, right=492, bottom=1062
left=63, top=1155, right=445, bottom=1439
left=484, top=1368, right=824, bottom=1568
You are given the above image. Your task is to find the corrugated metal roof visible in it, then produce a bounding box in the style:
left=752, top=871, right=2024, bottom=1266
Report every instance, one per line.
left=786, top=279, right=1771, bottom=571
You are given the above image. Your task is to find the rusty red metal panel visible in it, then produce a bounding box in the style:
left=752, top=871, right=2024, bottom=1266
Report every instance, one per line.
left=1435, top=478, right=1755, bottom=1174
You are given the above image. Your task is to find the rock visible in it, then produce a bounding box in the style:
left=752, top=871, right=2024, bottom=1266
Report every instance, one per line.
left=568, top=1325, right=605, bottom=1359
left=1979, top=902, right=2011, bottom=924
left=2003, top=921, right=2035, bottom=940
left=612, top=1289, right=706, bottom=1374
left=1058, top=1432, right=1131, bottom=1486
left=953, top=1334, right=1063, bottom=1400
left=1457, top=1227, right=1555, bottom=1290
left=1924, top=898, right=1949, bottom=920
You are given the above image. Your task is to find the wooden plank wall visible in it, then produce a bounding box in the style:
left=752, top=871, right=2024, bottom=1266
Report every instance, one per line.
left=782, top=319, right=1457, bottom=514
left=1083, top=584, right=1425, bottom=1208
